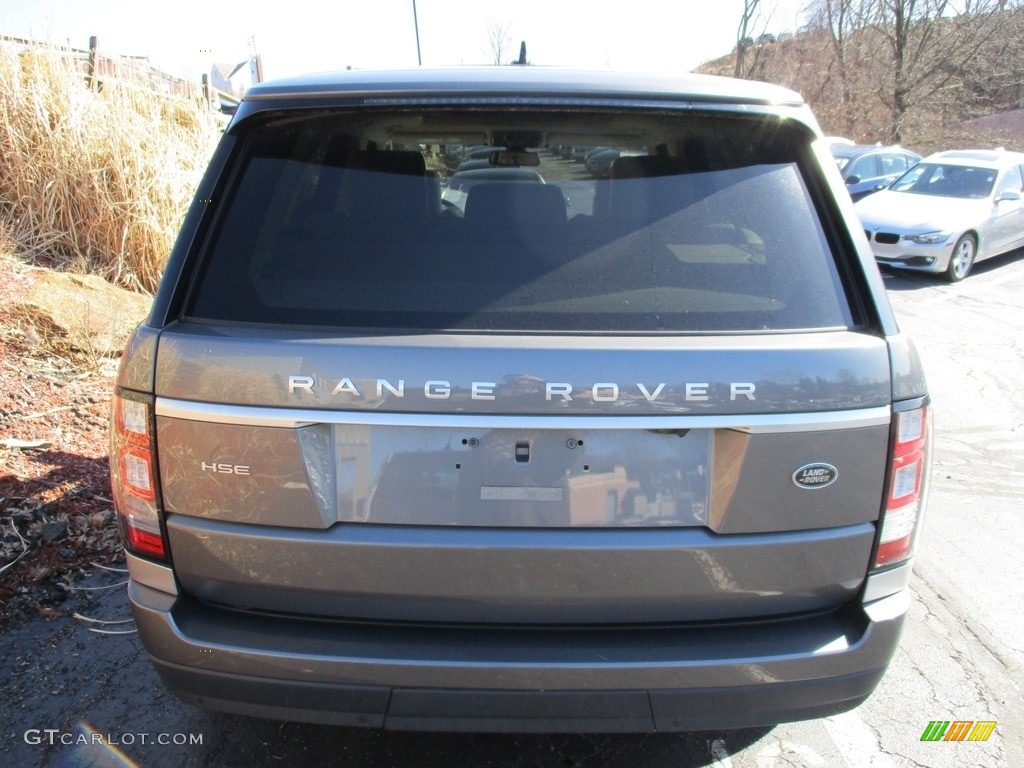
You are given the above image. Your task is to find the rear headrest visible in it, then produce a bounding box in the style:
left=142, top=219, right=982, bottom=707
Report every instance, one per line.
left=464, top=182, right=567, bottom=233
left=351, top=149, right=426, bottom=176
left=610, top=153, right=685, bottom=179
left=344, top=150, right=430, bottom=228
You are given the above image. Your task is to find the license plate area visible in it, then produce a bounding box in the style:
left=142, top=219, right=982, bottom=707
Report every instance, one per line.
left=338, top=426, right=710, bottom=527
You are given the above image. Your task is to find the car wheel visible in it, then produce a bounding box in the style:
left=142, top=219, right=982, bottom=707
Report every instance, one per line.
left=945, top=233, right=976, bottom=282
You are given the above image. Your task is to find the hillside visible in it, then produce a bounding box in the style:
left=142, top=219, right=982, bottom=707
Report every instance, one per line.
left=696, top=4, right=1024, bottom=153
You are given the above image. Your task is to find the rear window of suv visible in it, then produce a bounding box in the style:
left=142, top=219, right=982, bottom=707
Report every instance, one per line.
left=185, top=108, right=854, bottom=333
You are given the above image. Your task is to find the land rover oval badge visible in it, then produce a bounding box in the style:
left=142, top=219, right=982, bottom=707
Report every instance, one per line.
left=792, top=463, right=838, bottom=489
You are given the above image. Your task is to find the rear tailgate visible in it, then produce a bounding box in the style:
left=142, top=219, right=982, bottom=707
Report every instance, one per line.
left=154, top=326, right=891, bottom=624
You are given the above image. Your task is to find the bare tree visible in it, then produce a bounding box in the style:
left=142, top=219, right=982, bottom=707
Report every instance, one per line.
left=953, top=1, right=1024, bottom=116
left=802, top=0, right=1020, bottom=142
left=734, top=1, right=788, bottom=80
left=804, top=0, right=875, bottom=137
left=706, top=0, right=1024, bottom=148
left=484, top=21, right=514, bottom=65
left=735, top=0, right=762, bottom=77
left=868, top=0, right=1011, bottom=142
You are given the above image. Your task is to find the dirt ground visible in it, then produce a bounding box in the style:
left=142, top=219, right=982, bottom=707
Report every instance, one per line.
left=0, top=255, right=125, bottom=628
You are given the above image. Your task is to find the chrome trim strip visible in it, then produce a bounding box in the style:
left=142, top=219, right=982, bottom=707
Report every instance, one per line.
left=126, top=551, right=178, bottom=596
left=155, top=398, right=890, bottom=433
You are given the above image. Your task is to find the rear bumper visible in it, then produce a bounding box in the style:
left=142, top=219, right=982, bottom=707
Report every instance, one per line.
left=128, top=578, right=909, bottom=732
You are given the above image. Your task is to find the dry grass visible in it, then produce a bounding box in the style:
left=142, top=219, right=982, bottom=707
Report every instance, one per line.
left=0, top=43, right=222, bottom=293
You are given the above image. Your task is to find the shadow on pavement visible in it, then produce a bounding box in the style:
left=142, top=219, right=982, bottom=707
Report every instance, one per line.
left=1, top=566, right=775, bottom=767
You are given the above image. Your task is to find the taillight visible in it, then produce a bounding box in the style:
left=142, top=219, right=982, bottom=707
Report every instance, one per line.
left=875, top=403, right=930, bottom=568
left=110, top=392, right=167, bottom=561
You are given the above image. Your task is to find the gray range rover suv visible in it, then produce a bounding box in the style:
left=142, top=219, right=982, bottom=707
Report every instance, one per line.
left=110, top=68, right=931, bottom=732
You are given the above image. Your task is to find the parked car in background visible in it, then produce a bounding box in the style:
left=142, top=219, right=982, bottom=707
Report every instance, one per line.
left=585, top=147, right=647, bottom=179
left=442, top=145, right=504, bottom=170
left=585, top=147, right=619, bottom=177
left=585, top=147, right=646, bottom=178
left=831, top=143, right=921, bottom=201
left=112, top=67, right=931, bottom=733
left=856, top=149, right=1024, bottom=281
left=570, top=146, right=591, bottom=162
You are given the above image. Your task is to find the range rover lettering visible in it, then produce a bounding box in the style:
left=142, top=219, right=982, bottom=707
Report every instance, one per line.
left=110, top=68, right=931, bottom=732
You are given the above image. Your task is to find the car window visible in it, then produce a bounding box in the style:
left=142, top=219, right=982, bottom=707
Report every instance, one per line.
left=881, top=153, right=913, bottom=174
left=185, top=109, right=853, bottom=333
left=996, top=164, right=1023, bottom=196
left=891, top=163, right=996, bottom=199
left=847, top=155, right=878, bottom=179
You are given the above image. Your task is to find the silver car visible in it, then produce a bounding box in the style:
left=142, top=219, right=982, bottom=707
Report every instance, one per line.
left=111, top=68, right=931, bottom=732
left=856, top=149, right=1024, bottom=281
left=830, top=143, right=921, bottom=201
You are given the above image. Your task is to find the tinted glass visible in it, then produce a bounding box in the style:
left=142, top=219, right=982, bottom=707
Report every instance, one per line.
left=891, top=163, right=996, bottom=199
left=848, top=154, right=878, bottom=180
left=187, top=109, right=853, bottom=332
left=881, top=152, right=914, bottom=174
left=996, top=164, right=1023, bottom=196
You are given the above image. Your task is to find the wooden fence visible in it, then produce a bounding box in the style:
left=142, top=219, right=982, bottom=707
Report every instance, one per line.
left=0, top=34, right=236, bottom=110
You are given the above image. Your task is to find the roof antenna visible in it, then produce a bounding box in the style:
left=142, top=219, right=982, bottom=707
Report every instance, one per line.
left=516, top=41, right=528, bottom=65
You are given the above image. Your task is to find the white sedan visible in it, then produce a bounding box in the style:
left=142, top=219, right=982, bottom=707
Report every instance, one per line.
left=855, top=149, right=1024, bottom=281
